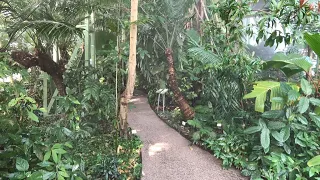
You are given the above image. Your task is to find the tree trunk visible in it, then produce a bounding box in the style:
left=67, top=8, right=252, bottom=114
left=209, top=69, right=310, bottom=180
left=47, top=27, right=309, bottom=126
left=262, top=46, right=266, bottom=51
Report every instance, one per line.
left=165, top=48, right=195, bottom=120
left=10, top=50, right=66, bottom=96
left=51, top=74, right=66, bottom=96
left=118, top=0, right=138, bottom=138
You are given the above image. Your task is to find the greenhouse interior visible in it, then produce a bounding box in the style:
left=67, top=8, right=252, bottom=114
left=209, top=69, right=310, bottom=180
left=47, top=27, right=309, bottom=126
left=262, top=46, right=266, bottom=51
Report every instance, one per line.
left=1, top=0, right=320, bottom=179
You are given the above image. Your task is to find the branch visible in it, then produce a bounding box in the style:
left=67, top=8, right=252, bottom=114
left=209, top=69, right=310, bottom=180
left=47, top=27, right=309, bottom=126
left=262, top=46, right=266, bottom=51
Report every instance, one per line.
left=10, top=50, right=66, bottom=95
left=11, top=51, right=38, bottom=68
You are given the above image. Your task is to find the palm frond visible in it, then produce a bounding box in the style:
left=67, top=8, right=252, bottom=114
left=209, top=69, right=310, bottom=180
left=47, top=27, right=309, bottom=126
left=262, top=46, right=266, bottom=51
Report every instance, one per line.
left=204, top=74, right=242, bottom=118
left=188, top=46, right=221, bottom=64
left=8, top=20, right=84, bottom=42
left=186, top=29, right=221, bottom=64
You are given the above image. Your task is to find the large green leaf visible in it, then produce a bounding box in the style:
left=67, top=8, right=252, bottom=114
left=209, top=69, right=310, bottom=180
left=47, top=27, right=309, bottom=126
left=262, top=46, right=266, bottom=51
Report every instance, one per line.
left=297, top=115, right=308, bottom=125
left=244, top=126, right=262, bottom=134
left=261, top=127, right=270, bottom=150
left=309, top=113, right=320, bottom=128
left=43, top=172, right=55, bottom=180
left=68, top=96, right=80, bottom=105
left=288, top=90, right=300, bottom=101
left=267, top=121, right=286, bottom=130
left=262, top=110, right=284, bottom=119
left=284, top=143, right=291, bottom=154
left=187, top=29, right=221, bottom=64
left=304, top=33, right=320, bottom=57
left=243, top=81, right=282, bottom=112
left=308, top=155, right=320, bottom=167
left=52, top=150, right=58, bottom=163
left=264, top=53, right=312, bottom=77
left=310, top=98, right=320, bottom=106
left=186, top=29, right=200, bottom=44
left=301, top=79, right=312, bottom=96
left=298, top=97, right=309, bottom=114
left=27, top=111, right=39, bottom=122
left=33, top=146, right=43, bottom=161
left=43, top=151, right=51, bottom=161
left=281, top=127, right=290, bottom=142
left=271, top=131, right=284, bottom=142
left=16, top=158, right=29, bottom=172
left=27, top=172, right=42, bottom=180
left=58, top=171, right=69, bottom=178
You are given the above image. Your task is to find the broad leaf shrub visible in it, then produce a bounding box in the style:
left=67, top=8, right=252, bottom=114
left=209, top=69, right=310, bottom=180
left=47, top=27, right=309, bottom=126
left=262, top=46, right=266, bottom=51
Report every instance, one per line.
left=0, top=55, right=142, bottom=179
left=188, top=79, right=320, bottom=179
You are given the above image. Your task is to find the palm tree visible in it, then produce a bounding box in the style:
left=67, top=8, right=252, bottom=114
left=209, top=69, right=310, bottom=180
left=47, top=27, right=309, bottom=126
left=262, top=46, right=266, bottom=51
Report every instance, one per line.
left=139, top=0, right=195, bottom=120
left=0, top=0, right=117, bottom=95
left=0, top=0, right=87, bottom=95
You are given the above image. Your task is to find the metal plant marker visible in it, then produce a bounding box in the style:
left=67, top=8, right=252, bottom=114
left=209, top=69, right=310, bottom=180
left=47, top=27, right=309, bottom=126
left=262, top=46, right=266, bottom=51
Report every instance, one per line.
left=156, top=88, right=168, bottom=113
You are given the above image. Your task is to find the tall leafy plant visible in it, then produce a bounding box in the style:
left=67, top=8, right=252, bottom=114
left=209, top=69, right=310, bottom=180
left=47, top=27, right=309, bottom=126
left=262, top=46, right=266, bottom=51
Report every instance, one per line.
left=139, top=0, right=195, bottom=120
left=185, top=0, right=261, bottom=118
left=243, top=79, right=320, bottom=179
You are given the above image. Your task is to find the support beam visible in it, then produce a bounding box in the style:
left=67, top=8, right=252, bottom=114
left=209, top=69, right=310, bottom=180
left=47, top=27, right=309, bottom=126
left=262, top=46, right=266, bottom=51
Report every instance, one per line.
left=90, top=12, right=96, bottom=68
left=84, top=14, right=90, bottom=67
left=66, top=39, right=83, bottom=69
left=47, top=89, right=58, bottom=114
left=42, top=73, right=48, bottom=115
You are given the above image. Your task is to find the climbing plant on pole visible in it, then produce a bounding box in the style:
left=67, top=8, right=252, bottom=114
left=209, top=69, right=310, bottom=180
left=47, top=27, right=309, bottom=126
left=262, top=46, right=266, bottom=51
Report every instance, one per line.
left=119, top=0, right=139, bottom=138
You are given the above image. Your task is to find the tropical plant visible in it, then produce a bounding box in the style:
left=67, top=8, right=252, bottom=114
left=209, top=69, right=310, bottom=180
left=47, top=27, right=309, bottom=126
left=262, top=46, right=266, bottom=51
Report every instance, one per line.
left=255, top=0, right=320, bottom=47
left=263, top=53, right=312, bottom=78
left=139, top=0, right=195, bottom=120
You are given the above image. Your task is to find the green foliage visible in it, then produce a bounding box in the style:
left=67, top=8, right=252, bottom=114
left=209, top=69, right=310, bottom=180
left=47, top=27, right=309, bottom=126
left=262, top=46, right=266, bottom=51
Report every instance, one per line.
left=1, top=0, right=90, bottom=46
left=244, top=81, right=282, bottom=112
left=308, top=155, right=320, bottom=167
left=0, top=37, right=141, bottom=180
left=263, top=53, right=312, bottom=78
left=304, top=33, right=320, bottom=57
left=187, top=118, right=215, bottom=143
left=204, top=132, right=249, bottom=169
left=256, top=0, right=320, bottom=47
left=241, top=79, right=320, bottom=178
left=186, top=76, right=320, bottom=179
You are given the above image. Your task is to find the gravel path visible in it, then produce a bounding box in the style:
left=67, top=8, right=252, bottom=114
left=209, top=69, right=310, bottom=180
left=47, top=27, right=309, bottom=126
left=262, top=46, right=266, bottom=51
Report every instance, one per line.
left=128, top=94, right=247, bottom=180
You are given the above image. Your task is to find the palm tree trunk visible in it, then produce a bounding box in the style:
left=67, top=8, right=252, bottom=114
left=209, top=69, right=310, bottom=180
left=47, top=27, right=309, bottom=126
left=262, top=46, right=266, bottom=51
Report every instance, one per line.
left=118, top=0, right=138, bottom=138
left=51, top=73, right=66, bottom=96
left=165, top=48, right=195, bottom=120
left=11, top=50, right=66, bottom=96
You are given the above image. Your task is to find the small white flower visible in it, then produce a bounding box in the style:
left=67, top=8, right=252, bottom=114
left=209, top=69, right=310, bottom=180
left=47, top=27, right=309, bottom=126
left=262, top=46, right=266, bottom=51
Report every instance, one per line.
left=132, top=130, right=137, bottom=134
left=182, top=121, right=186, bottom=126
left=217, top=123, right=222, bottom=127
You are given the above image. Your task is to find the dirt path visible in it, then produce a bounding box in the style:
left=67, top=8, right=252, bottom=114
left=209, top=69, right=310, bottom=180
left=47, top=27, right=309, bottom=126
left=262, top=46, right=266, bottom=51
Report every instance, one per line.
left=128, top=94, right=247, bottom=180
